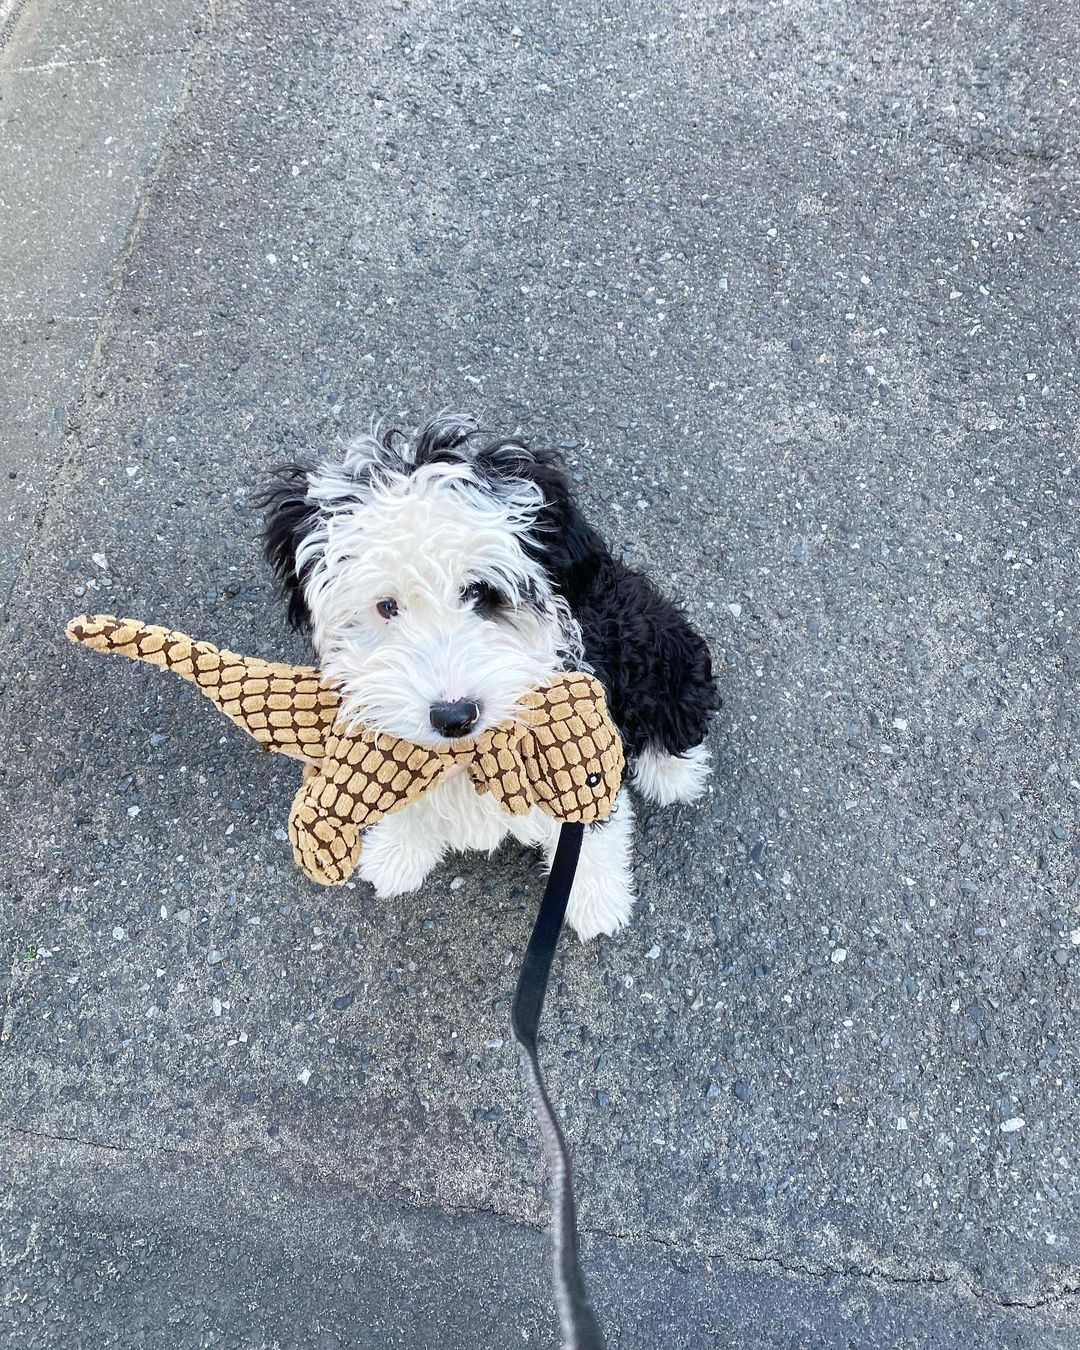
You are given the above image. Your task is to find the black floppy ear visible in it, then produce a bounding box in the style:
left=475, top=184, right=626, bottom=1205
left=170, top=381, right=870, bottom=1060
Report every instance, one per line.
left=411, top=412, right=478, bottom=464
left=523, top=449, right=612, bottom=608
left=254, top=464, right=320, bottom=630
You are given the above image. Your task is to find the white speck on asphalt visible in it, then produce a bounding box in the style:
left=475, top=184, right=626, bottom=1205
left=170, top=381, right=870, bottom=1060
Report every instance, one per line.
left=831, top=947, right=848, bottom=963
left=112, top=926, right=125, bottom=941
left=646, top=944, right=661, bottom=959
left=1001, top=1118, right=1025, bottom=1133
left=298, top=1068, right=311, bottom=1085
left=727, top=602, right=742, bottom=619
left=91, top=553, right=108, bottom=570
left=450, top=876, right=464, bottom=890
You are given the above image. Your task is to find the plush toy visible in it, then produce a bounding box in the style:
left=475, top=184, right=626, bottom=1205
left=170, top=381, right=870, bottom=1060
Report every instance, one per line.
left=65, top=615, right=625, bottom=884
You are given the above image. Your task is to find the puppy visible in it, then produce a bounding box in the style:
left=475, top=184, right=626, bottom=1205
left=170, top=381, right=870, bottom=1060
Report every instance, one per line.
left=259, top=414, right=718, bottom=939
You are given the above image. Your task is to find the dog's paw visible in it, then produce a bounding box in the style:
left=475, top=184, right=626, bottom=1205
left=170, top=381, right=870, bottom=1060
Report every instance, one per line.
left=358, top=830, right=439, bottom=897
left=631, top=743, right=711, bottom=806
left=565, top=865, right=636, bottom=942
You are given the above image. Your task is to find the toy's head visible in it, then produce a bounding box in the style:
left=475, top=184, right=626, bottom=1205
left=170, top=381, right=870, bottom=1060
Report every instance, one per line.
left=258, top=414, right=606, bottom=749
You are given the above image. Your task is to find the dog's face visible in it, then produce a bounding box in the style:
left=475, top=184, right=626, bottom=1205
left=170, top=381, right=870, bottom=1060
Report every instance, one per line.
left=259, top=416, right=596, bottom=746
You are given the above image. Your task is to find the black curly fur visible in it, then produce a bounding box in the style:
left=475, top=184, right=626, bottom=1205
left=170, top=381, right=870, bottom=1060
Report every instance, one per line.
left=253, top=464, right=321, bottom=630
left=257, top=416, right=719, bottom=761
left=514, top=446, right=719, bottom=760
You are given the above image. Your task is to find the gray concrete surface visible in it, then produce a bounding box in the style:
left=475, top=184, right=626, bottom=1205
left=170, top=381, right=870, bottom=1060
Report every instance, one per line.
left=0, top=318, right=95, bottom=603
left=1, top=1, right=1078, bottom=1347
left=1, top=0, right=202, bottom=67
left=0, top=0, right=206, bottom=611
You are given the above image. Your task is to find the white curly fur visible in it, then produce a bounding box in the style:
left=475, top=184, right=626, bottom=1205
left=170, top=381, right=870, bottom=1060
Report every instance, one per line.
left=267, top=418, right=714, bottom=939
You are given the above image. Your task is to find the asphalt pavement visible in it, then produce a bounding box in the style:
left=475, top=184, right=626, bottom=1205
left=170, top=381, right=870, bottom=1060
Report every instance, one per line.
left=1, top=1, right=1078, bottom=1346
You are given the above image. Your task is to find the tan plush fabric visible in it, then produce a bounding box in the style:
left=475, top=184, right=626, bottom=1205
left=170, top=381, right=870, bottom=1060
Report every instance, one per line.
left=66, top=615, right=624, bottom=885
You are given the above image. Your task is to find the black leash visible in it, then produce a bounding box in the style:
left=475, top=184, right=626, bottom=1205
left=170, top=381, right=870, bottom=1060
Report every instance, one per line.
left=511, top=822, right=605, bottom=1350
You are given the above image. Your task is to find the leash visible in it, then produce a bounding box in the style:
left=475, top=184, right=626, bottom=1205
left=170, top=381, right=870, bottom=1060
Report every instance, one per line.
left=512, top=822, right=606, bottom=1349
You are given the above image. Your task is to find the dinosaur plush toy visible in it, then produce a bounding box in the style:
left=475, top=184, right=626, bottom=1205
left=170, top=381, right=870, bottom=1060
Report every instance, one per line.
left=65, top=615, right=625, bottom=884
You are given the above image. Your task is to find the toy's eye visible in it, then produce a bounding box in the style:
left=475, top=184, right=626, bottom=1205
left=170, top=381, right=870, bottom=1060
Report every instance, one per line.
left=375, top=598, right=399, bottom=620
left=586, top=772, right=602, bottom=787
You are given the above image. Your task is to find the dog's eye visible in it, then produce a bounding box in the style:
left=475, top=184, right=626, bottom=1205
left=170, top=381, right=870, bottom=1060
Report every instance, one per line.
left=375, top=598, right=399, bottom=620
left=461, top=581, right=503, bottom=611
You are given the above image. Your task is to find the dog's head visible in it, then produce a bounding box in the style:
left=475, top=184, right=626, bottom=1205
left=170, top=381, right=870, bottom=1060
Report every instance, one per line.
left=258, top=414, right=607, bottom=745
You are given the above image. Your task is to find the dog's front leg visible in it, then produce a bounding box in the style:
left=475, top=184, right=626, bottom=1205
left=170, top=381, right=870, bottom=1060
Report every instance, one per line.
left=525, top=788, right=637, bottom=941
left=358, top=795, right=447, bottom=897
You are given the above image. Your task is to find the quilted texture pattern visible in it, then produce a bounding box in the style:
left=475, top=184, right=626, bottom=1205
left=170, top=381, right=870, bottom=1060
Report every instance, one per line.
left=65, top=615, right=339, bottom=761
left=289, top=673, right=625, bottom=883
left=66, top=615, right=624, bottom=885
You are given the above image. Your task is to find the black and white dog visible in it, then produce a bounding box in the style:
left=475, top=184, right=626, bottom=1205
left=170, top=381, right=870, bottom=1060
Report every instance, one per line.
left=259, top=414, right=718, bottom=939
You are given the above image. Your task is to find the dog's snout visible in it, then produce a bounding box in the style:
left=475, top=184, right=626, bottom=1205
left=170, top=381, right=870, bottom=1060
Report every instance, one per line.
left=429, top=698, right=481, bottom=738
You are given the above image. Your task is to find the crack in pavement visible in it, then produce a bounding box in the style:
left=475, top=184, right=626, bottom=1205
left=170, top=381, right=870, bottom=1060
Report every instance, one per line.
left=5, top=1121, right=1077, bottom=1317
left=578, top=1218, right=1080, bottom=1315
left=2, top=1122, right=173, bottom=1155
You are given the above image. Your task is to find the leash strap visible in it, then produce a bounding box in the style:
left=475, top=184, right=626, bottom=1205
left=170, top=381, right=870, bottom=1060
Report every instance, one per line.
left=512, top=821, right=605, bottom=1350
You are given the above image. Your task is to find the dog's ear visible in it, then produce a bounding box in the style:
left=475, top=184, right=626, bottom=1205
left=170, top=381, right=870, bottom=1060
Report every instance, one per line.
left=412, top=412, right=479, bottom=465
left=520, top=448, right=612, bottom=608
left=255, top=464, right=320, bottom=630
left=468, top=437, right=609, bottom=606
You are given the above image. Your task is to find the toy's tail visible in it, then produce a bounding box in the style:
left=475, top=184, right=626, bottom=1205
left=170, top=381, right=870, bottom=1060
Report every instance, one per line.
left=65, top=614, right=340, bottom=762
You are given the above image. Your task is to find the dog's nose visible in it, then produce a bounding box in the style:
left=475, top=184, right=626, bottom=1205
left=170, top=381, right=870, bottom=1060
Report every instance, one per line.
left=429, top=698, right=481, bottom=738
